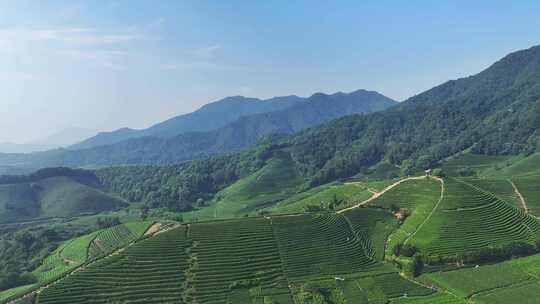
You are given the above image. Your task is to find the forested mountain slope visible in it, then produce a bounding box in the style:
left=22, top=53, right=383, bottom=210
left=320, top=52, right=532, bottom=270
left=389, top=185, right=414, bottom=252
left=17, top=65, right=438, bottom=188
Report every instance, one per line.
left=0, top=90, right=396, bottom=168
left=94, top=45, right=540, bottom=211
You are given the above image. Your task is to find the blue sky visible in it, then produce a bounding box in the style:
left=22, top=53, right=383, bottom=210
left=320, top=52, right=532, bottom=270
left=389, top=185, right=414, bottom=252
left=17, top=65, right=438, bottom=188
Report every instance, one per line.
left=1, top=0, right=540, bottom=143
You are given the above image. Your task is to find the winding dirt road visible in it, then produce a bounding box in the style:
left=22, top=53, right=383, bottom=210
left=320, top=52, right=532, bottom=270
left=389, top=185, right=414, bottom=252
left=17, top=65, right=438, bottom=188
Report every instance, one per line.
left=508, top=179, right=528, bottom=214
left=337, top=176, right=428, bottom=214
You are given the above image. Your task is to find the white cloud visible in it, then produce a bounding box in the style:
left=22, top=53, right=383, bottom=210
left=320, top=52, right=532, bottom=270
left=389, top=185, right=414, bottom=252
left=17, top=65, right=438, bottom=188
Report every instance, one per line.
left=188, top=45, right=221, bottom=59
left=160, top=45, right=246, bottom=72
left=62, top=50, right=128, bottom=70
left=0, top=27, right=141, bottom=69
left=0, top=27, right=140, bottom=46
left=160, top=61, right=245, bottom=71
left=0, top=72, right=39, bottom=82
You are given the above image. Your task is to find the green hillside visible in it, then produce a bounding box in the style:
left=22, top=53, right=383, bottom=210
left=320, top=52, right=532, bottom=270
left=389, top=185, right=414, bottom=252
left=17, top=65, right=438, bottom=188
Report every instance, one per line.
left=182, top=151, right=304, bottom=220
left=497, top=153, right=540, bottom=177
left=269, top=182, right=372, bottom=214
left=4, top=174, right=540, bottom=303
left=441, top=152, right=514, bottom=177
left=6, top=44, right=540, bottom=304
left=0, top=221, right=152, bottom=303
left=419, top=253, right=540, bottom=303
left=408, top=178, right=540, bottom=256
left=511, top=175, right=540, bottom=216
left=357, top=178, right=443, bottom=258
left=24, top=209, right=416, bottom=304
left=0, top=175, right=127, bottom=223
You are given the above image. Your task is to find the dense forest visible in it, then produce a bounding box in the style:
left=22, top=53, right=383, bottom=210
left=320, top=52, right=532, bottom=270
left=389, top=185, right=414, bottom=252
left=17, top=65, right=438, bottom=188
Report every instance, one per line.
left=0, top=167, right=100, bottom=187
left=96, top=148, right=268, bottom=211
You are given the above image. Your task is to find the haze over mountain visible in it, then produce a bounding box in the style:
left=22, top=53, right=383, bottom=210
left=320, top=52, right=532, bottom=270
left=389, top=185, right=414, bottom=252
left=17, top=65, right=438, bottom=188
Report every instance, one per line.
left=37, top=127, right=99, bottom=147
left=72, top=95, right=304, bottom=150
left=0, top=89, right=396, bottom=168
left=0, top=127, right=99, bottom=154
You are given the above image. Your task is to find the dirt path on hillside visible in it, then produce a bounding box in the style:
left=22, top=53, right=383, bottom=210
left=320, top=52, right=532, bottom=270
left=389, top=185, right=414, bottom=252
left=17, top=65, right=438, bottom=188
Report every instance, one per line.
left=144, top=223, right=162, bottom=236
left=344, top=181, right=378, bottom=194
left=508, top=179, right=528, bottom=214
left=403, top=177, right=444, bottom=245
left=337, top=176, right=427, bottom=214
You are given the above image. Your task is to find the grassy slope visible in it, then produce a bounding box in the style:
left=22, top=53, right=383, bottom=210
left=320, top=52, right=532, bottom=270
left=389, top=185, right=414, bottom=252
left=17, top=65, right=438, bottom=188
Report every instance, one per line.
left=0, top=221, right=152, bottom=303
left=37, top=176, right=127, bottom=218
left=409, top=178, right=540, bottom=256
left=183, top=151, right=304, bottom=220
left=511, top=175, right=540, bottom=216
left=0, top=176, right=127, bottom=223
left=343, top=208, right=399, bottom=260
left=440, top=152, right=540, bottom=179
left=270, top=182, right=372, bottom=214
left=464, top=178, right=522, bottom=209
left=496, top=152, right=540, bottom=177
left=363, top=178, right=442, bottom=257
left=419, top=253, right=540, bottom=303
left=441, top=152, right=513, bottom=177
left=8, top=152, right=540, bottom=303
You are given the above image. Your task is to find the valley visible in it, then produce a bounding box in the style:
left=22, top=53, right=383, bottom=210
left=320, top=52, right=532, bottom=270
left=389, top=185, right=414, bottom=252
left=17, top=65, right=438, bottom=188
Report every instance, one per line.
left=3, top=150, right=540, bottom=303
left=1, top=12, right=540, bottom=303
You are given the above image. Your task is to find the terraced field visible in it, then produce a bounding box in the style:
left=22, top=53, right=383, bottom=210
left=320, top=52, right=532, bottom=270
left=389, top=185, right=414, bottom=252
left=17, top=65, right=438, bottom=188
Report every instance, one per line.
left=8, top=175, right=540, bottom=304
left=473, top=281, right=540, bottom=304
left=182, top=151, right=304, bottom=221
left=497, top=152, right=540, bottom=177
left=410, top=178, right=540, bottom=255
left=189, top=218, right=292, bottom=304
left=391, top=293, right=466, bottom=304
left=0, top=222, right=153, bottom=304
left=0, top=285, right=35, bottom=303
left=271, top=182, right=372, bottom=214
left=29, top=214, right=385, bottom=303
left=512, top=175, right=540, bottom=216
left=37, top=227, right=190, bottom=304
left=419, top=252, right=540, bottom=304
left=288, top=268, right=433, bottom=304
left=421, top=263, right=531, bottom=298
left=343, top=207, right=398, bottom=260
left=369, top=273, right=434, bottom=298
left=33, top=231, right=99, bottom=283
left=273, top=213, right=377, bottom=281
left=358, top=178, right=441, bottom=257
left=441, top=153, right=512, bottom=176
left=465, top=178, right=521, bottom=209
left=88, top=221, right=151, bottom=258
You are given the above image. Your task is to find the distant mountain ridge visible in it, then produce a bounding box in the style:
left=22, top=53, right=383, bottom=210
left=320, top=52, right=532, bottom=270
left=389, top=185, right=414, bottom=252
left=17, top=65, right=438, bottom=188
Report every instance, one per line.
left=72, top=95, right=304, bottom=150
left=39, top=127, right=99, bottom=147
left=0, top=143, right=58, bottom=154
left=0, top=89, right=396, bottom=168
left=0, top=127, right=99, bottom=154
